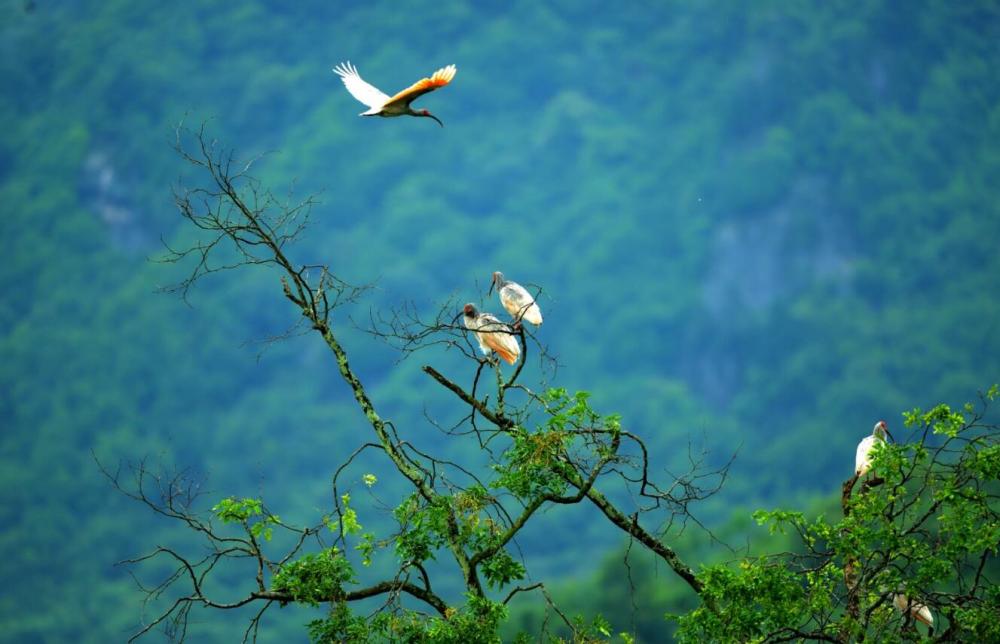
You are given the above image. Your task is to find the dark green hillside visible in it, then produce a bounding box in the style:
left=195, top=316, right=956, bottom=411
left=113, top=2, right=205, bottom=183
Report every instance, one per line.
left=1, top=1, right=998, bottom=640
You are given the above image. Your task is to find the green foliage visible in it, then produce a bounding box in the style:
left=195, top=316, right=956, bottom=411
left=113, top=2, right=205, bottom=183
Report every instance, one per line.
left=544, top=389, right=602, bottom=430
left=392, top=493, right=452, bottom=564
left=968, top=443, right=1000, bottom=479
left=307, top=595, right=506, bottom=644
left=570, top=613, right=614, bottom=642
left=674, top=391, right=1000, bottom=640
left=272, top=548, right=356, bottom=607
left=212, top=496, right=279, bottom=541
left=390, top=486, right=527, bottom=589
left=356, top=532, right=377, bottom=567
left=493, top=388, right=621, bottom=500
left=952, top=585, right=1000, bottom=641
left=752, top=509, right=806, bottom=536
left=339, top=493, right=363, bottom=536
left=903, top=402, right=967, bottom=437
left=307, top=602, right=372, bottom=643
left=673, top=559, right=811, bottom=642
left=480, top=550, right=526, bottom=590
left=213, top=496, right=264, bottom=522
left=492, top=427, right=572, bottom=500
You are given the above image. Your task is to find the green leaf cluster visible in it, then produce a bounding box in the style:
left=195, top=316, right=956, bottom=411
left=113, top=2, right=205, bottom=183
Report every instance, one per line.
left=492, top=428, right=572, bottom=500
left=213, top=496, right=279, bottom=541
left=392, top=494, right=454, bottom=565
left=307, top=594, right=506, bottom=644
left=673, top=559, right=811, bottom=642
left=272, top=547, right=356, bottom=607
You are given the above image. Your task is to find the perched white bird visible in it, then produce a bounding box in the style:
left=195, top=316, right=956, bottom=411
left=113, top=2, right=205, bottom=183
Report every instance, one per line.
left=855, top=420, right=892, bottom=476
left=332, top=61, right=456, bottom=126
left=462, top=303, right=520, bottom=365
left=893, top=591, right=934, bottom=629
left=489, top=272, right=543, bottom=326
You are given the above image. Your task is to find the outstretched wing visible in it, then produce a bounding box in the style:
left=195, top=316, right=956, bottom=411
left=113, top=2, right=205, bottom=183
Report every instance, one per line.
left=383, top=64, right=456, bottom=109
left=333, top=61, right=389, bottom=109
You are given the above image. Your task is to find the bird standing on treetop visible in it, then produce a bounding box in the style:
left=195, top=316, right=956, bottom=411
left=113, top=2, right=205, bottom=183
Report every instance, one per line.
left=490, top=272, right=543, bottom=327
left=332, top=62, right=456, bottom=127
left=855, top=420, right=893, bottom=477
left=462, top=304, right=520, bottom=365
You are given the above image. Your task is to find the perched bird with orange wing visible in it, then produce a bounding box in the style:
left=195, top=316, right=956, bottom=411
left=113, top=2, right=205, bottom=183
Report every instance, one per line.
left=462, top=304, right=520, bottom=365
left=490, top=272, right=543, bottom=327
left=893, top=591, right=934, bottom=630
left=332, top=61, right=456, bottom=126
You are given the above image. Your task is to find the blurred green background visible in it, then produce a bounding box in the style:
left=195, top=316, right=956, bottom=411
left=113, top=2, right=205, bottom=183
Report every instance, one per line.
left=2, top=0, right=999, bottom=641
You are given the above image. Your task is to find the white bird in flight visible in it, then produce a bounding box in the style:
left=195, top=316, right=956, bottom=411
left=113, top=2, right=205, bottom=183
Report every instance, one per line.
left=490, top=272, right=543, bottom=326
left=855, top=420, right=893, bottom=477
left=462, top=303, right=520, bottom=365
left=332, top=61, right=456, bottom=127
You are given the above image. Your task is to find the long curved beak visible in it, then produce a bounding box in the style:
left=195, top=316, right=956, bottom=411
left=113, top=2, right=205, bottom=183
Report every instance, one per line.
left=426, top=113, right=443, bottom=128
left=488, top=279, right=495, bottom=296
left=884, top=427, right=896, bottom=443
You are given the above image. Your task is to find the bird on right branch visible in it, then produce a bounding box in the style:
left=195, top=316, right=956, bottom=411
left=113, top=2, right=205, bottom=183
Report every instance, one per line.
left=490, top=271, right=543, bottom=327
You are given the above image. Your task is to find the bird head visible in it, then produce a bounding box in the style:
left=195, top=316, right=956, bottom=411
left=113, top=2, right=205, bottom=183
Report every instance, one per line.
left=419, top=109, right=443, bottom=127
left=463, top=303, right=477, bottom=318
left=488, top=271, right=504, bottom=295
left=874, top=420, right=893, bottom=442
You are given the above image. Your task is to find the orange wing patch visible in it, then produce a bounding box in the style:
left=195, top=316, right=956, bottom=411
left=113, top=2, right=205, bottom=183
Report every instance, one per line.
left=482, top=329, right=519, bottom=364
left=492, top=344, right=518, bottom=365
left=384, top=64, right=456, bottom=108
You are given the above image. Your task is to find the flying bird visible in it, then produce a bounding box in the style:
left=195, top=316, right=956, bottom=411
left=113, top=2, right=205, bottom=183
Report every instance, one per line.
left=332, top=61, right=456, bottom=127
left=893, top=591, right=934, bottom=629
left=462, top=303, right=520, bottom=365
left=855, top=420, right=893, bottom=477
left=490, top=272, right=543, bottom=326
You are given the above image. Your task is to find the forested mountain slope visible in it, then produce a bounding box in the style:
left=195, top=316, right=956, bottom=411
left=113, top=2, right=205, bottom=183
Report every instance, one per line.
left=1, top=1, right=998, bottom=640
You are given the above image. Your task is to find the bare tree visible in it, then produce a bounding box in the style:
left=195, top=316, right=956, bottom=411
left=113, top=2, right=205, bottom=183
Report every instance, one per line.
left=111, top=125, right=728, bottom=642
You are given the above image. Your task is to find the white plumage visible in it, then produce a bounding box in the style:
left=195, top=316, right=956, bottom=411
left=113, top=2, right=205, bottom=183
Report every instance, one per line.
left=462, top=303, right=520, bottom=365
left=332, top=61, right=456, bottom=125
left=893, top=592, right=934, bottom=628
left=332, top=61, right=389, bottom=114
left=855, top=420, right=889, bottom=476
left=491, top=271, right=543, bottom=326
